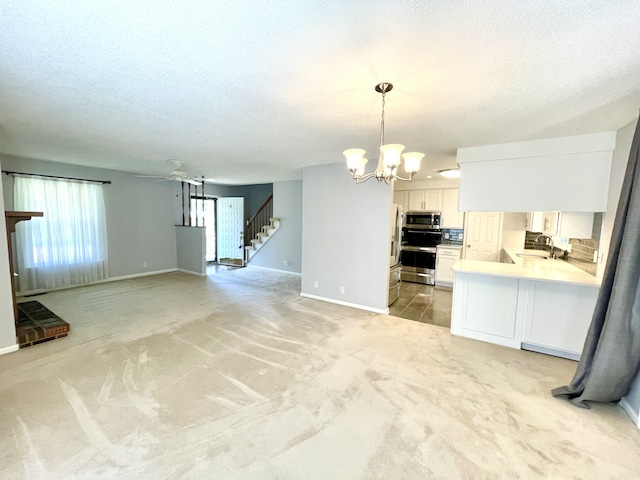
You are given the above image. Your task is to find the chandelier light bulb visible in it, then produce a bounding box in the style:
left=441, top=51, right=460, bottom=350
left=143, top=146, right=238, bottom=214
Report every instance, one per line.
left=402, top=152, right=425, bottom=174
left=343, top=149, right=366, bottom=171
left=355, top=158, right=368, bottom=176
left=380, top=144, right=405, bottom=169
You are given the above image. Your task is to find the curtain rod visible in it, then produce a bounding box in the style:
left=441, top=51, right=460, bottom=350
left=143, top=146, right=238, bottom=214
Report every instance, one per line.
left=2, top=170, right=111, bottom=185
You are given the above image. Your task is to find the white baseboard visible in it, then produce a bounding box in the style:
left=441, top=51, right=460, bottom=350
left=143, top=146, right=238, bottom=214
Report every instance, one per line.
left=17, top=268, right=179, bottom=297
left=619, top=397, right=640, bottom=428
left=247, top=265, right=302, bottom=276
left=177, top=268, right=207, bottom=277
left=101, top=268, right=178, bottom=283
left=300, top=292, right=389, bottom=314
left=0, top=344, right=19, bottom=356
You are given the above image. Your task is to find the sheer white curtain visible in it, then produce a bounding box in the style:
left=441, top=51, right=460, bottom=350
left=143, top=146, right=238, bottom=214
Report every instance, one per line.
left=14, top=175, right=108, bottom=292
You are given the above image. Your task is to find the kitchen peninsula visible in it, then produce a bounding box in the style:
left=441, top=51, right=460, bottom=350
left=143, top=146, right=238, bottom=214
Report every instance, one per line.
left=451, top=249, right=600, bottom=360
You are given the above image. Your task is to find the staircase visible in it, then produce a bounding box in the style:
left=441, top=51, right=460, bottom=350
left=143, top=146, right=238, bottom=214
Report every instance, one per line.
left=244, top=194, right=280, bottom=263
left=245, top=217, right=280, bottom=262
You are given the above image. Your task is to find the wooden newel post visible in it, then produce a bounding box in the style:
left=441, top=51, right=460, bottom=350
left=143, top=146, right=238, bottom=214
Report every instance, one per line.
left=4, top=211, right=43, bottom=327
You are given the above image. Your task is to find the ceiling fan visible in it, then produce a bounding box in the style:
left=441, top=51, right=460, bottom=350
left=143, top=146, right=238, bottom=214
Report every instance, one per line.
left=137, top=159, right=202, bottom=185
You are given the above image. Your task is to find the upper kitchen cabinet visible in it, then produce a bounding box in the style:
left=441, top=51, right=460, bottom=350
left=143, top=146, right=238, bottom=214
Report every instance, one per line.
left=441, top=189, right=464, bottom=228
left=457, top=132, right=616, bottom=212
left=393, top=190, right=408, bottom=210
left=525, top=212, right=544, bottom=232
left=525, top=211, right=594, bottom=238
left=408, top=189, right=442, bottom=211
left=394, top=188, right=464, bottom=228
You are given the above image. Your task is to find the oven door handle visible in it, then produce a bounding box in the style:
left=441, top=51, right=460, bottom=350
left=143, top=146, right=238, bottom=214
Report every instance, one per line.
left=401, top=246, right=437, bottom=253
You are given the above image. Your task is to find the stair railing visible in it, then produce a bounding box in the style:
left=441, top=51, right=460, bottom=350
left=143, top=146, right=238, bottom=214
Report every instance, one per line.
left=245, top=194, right=273, bottom=246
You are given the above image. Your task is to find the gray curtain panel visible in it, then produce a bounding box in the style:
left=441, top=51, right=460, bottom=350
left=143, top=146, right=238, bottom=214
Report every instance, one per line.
left=552, top=117, right=640, bottom=408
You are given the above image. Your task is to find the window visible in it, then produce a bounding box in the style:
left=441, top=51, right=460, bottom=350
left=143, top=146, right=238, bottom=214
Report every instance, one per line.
left=14, top=175, right=108, bottom=292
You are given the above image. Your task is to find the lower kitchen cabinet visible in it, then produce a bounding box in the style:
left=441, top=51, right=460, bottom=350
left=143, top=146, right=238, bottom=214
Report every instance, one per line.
left=435, top=245, right=462, bottom=287
left=451, top=273, right=524, bottom=349
left=451, top=270, right=599, bottom=359
left=521, top=281, right=598, bottom=359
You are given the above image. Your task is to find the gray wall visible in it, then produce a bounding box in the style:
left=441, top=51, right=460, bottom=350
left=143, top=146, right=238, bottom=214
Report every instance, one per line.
left=249, top=180, right=302, bottom=273
left=1, top=155, right=180, bottom=278
left=301, top=163, right=392, bottom=312
left=0, top=158, right=16, bottom=350
left=176, top=226, right=206, bottom=275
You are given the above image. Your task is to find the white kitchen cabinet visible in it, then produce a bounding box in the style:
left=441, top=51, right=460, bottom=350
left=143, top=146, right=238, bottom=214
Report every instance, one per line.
left=393, top=190, right=408, bottom=211
left=451, top=261, right=600, bottom=359
left=525, top=212, right=544, bottom=232
left=557, top=212, right=595, bottom=239
left=526, top=211, right=595, bottom=239
left=408, top=190, right=425, bottom=210
left=424, top=190, right=442, bottom=210
left=542, top=212, right=559, bottom=235
left=451, top=272, right=526, bottom=349
left=436, top=246, right=462, bottom=287
left=521, top=281, right=598, bottom=360
left=441, top=189, right=464, bottom=228
left=406, top=189, right=442, bottom=211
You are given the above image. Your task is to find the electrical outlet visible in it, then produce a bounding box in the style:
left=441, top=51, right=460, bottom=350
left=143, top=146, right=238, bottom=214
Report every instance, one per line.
left=284, top=260, right=289, bottom=266
left=143, top=262, right=148, bottom=268
left=314, top=281, right=318, bottom=288
left=340, top=286, right=345, bottom=294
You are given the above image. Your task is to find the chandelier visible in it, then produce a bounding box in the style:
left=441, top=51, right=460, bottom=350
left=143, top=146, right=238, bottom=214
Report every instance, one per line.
left=344, top=83, right=424, bottom=184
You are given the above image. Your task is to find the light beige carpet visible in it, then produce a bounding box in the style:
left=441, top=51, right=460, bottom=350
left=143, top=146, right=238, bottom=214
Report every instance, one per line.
left=1, top=268, right=639, bottom=479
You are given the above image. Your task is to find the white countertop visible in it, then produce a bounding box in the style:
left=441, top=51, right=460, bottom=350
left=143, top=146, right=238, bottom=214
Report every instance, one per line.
left=452, top=248, right=601, bottom=287
left=436, top=243, right=463, bottom=249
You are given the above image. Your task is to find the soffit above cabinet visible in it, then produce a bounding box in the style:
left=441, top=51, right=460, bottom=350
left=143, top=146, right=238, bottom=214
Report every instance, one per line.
left=457, top=132, right=617, bottom=163
left=457, top=132, right=616, bottom=212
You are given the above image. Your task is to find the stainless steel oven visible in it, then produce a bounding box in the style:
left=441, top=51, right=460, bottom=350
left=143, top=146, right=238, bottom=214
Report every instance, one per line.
left=401, top=222, right=442, bottom=285
left=401, top=246, right=437, bottom=285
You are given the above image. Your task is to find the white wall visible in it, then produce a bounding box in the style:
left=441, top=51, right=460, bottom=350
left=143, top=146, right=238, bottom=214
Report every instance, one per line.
left=301, top=163, right=392, bottom=313
left=1, top=155, right=180, bottom=278
left=249, top=180, right=302, bottom=273
left=0, top=158, right=17, bottom=352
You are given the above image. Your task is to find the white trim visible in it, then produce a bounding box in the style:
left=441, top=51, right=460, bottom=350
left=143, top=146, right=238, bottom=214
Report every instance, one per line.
left=17, top=268, right=178, bottom=296
left=619, top=397, right=640, bottom=428
left=247, top=265, right=302, bottom=276
left=300, top=292, right=389, bottom=314
left=177, top=268, right=207, bottom=277
left=101, top=269, right=178, bottom=283
left=0, top=344, right=19, bottom=356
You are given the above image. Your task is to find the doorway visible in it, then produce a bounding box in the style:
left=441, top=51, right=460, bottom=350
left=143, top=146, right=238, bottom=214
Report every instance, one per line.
left=190, top=197, right=217, bottom=262
left=216, top=197, right=245, bottom=266
left=464, top=211, right=502, bottom=261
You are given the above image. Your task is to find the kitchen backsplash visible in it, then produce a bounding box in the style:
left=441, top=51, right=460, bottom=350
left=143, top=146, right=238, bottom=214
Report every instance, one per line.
left=524, top=212, right=602, bottom=276
left=441, top=228, right=464, bottom=244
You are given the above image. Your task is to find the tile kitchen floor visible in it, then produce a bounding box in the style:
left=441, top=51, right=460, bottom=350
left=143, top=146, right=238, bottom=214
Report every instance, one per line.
left=390, top=281, right=453, bottom=328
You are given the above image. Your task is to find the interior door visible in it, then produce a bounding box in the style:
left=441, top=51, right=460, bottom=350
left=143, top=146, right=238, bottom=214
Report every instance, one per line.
left=464, top=211, right=502, bottom=261
left=217, top=197, right=245, bottom=266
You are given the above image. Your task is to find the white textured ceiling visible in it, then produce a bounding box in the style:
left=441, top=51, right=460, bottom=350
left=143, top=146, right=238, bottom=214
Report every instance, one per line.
left=1, top=1, right=639, bottom=184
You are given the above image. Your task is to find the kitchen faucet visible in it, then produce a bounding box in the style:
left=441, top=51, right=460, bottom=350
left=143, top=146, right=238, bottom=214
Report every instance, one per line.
left=535, top=234, right=555, bottom=259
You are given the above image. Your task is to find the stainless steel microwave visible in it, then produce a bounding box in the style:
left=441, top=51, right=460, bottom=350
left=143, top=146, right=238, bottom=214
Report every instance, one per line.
left=404, top=210, right=441, bottom=229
